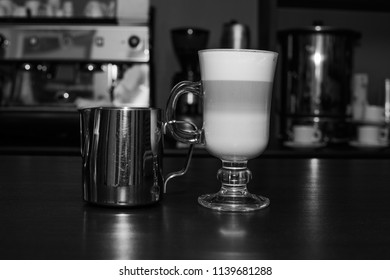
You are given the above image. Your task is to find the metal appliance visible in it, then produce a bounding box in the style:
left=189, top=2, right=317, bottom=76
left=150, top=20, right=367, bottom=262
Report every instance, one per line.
left=0, top=20, right=152, bottom=151
left=79, top=107, right=194, bottom=207
left=278, top=24, right=360, bottom=146
left=220, top=20, right=250, bottom=49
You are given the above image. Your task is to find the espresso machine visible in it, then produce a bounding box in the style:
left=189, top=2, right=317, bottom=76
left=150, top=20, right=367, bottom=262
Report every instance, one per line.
left=0, top=0, right=152, bottom=151
left=170, top=27, right=209, bottom=148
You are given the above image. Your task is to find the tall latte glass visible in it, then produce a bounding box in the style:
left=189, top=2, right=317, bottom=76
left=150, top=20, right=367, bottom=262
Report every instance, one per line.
left=166, top=49, right=278, bottom=212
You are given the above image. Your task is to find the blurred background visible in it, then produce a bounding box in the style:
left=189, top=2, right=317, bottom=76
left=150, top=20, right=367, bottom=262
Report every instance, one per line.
left=0, top=0, right=390, bottom=153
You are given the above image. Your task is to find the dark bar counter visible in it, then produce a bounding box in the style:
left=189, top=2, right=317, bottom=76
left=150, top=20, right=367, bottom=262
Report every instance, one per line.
left=0, top=154, right=390, bottom=260
left=2, top=142, right=390, bottom=158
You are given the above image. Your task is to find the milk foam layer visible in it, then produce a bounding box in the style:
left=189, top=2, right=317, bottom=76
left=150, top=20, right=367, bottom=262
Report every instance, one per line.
left=199, top=49, right=278, bottom=82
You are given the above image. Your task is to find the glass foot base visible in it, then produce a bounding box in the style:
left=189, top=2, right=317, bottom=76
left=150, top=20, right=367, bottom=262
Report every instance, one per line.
left=198, top=192, right=270, bottom=212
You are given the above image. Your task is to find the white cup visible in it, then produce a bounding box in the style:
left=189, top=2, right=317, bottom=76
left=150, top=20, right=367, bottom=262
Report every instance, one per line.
left=25, top=0, right=41, bottom=16
left=63, top=1, right=73, bottom=17
left=0, top=0, right=14, bottom=16
left=13, top=5, right=27, bottom=17
left=0, top=5, right=6, bottom=15
left=84, top=1, right=104, bottom=17
left=364, top=105, right=384, bottom=123
left=357, top=125, right=387, bottom=144
left=292, top=125, right=322, bottom=144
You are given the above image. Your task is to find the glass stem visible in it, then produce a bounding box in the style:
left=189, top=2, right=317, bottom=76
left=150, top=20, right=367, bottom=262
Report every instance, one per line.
left=217, top=161, right=252, bottom=196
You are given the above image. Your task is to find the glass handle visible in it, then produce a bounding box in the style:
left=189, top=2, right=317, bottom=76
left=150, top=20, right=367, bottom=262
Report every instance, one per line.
left=165, top=81, right=203, bottom=144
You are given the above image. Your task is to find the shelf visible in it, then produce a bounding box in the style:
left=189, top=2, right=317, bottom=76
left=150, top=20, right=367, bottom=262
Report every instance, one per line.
left=277, top=0, right=390, bottom=12
left=0, top=17, right=121, bottom=25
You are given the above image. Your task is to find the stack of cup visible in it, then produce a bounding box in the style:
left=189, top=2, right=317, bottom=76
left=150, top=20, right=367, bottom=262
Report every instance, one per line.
left=355, top=105, right=387, bottom=146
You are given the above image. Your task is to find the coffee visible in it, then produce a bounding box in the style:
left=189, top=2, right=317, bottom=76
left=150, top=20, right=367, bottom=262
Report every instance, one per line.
left=198, top=49, right=277, bottom=161
left=165, top=49, right=278, bottom=211
left=203, top=80, right=272, bottom=160
left=166, top=49, right=277, bottom=161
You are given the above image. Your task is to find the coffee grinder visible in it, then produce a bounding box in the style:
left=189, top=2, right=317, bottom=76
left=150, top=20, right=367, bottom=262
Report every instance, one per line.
left=170, top=27, right=209, bottom=147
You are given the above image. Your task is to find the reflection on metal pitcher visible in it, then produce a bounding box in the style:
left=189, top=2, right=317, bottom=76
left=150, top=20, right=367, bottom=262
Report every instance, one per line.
left=79, top=107, right=194, bottom=207
left=80, top=107, right=164, bottom=207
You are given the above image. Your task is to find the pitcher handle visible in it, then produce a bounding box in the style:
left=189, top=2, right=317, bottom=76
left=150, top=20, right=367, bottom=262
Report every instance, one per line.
left=163, top=143, right=194, bottom=193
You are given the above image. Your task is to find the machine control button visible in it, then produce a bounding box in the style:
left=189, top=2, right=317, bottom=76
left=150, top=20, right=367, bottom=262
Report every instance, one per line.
left=128, top=36, right=140, bottom=48
left=63, top=35, right=72, bottom=46
left=28, top=36, right=39, bottom=47
left=95, top=36, right=104, bottom=47
left=0, top=34, right=8, bottom=48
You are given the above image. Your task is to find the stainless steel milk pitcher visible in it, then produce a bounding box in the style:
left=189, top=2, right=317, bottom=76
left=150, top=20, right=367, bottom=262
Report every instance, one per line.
left=79, top=107, right=193, bottom=207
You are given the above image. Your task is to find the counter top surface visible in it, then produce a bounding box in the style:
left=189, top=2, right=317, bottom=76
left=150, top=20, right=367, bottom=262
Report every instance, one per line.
left=1, top=155, right=390, bottom=260
left=2, top=144, right=390, bottom=159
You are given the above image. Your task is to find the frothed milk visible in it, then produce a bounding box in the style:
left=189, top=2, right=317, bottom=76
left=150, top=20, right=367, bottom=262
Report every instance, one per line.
left=199, top=50, right=277, bottom=161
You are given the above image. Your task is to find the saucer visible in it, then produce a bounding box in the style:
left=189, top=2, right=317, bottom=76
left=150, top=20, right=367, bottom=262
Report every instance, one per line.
left=349, top=140, right=388, bottom=149
left=284, top=141, right=326, bottom=149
